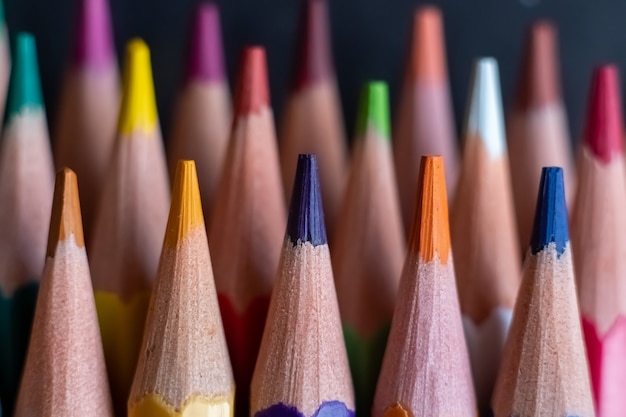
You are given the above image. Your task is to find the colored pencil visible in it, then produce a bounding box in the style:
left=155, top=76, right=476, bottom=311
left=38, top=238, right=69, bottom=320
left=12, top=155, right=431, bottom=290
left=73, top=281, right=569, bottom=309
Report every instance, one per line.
left=0, top=0, right=10, bottom=120
left=128, top=160, right=234, bottom=417
left=53, top=0, right=119, bottom=239
left=89, top=38, right=170, bottom=416
left=251, top=154, right=355, bottom=417
left=0, top=33, right=54, bottom=416
left=373, top=156, right=476, bottom=417
left=209, top=46, right=286, bottom=417
left=394, top=7, right=458, bottom=234
left=492, top=167, right=594, bottom=417
left=508, top=21, right=574, bottom=253
left=451, top=58, right=520, bottom=412
left=168, top=2, right=230, bottom=227
left=14, top=168, right=114, bottom=417
left=332, top=81, right=404, bottom=416
left=571, top=65, right=626, bottom=417
left=279, top=0, right=347, bottom=238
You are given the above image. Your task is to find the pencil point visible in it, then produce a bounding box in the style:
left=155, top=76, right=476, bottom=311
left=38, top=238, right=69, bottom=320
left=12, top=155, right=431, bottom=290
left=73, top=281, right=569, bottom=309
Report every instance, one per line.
left=410, top=155, right=450, bottom=263
left=47, top=168, right=85, bottom=257
left=583, top=65, right=624, bottom=163
left=292, top=0, right=333, bottom=91
left=72, top=0, right=115, bottom=68
left=465, top=57, right=506, bottom=158
left=118, top=38, right=158, bottom=134
left=409, top=6, right=446, bottom=83
left=515, top=20, right=560, bottom=109
left=234, top=46, right=270, bottom=116
left=186, top=2, right=226, bottom=82
left=165, top=160, right=205, bottom=247
left=4, top=33, right=43, bottom=123
left=530, top=167, right=568, bottom=255
left=356, top=81, right=390, bottom=140
left=287, top=154, right=327, bottom=246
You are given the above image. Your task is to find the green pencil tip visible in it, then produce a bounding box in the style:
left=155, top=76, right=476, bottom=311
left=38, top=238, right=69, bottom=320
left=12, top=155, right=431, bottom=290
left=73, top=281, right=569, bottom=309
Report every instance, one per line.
left=356, top=81, right=390, bottom=140
left=4, top=32, right=44, bottom=124
left=0, top=0, right=5, bottom=25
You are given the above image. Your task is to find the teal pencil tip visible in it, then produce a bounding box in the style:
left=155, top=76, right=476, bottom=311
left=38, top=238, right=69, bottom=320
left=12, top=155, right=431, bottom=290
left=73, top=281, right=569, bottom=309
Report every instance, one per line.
left=356, top=81, right=390, bottom=140
left=4, top=33, right=44, bottom=124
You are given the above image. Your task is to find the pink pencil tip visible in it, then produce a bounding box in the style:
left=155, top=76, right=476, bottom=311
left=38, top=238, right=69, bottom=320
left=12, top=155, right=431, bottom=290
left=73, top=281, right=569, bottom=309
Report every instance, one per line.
left=234, top=46, right=270, bottom=116
left=186, top=2, right=226, bottom=82
left=292, top=0, right=333, bottom=91
left=583, top=65, right=624, bottom=163
left=72, top=0, right=116, bottom=68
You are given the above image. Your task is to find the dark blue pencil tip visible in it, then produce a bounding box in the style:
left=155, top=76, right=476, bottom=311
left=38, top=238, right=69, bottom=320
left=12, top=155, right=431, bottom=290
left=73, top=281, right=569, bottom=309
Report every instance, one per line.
left=530, top=167, right=568, bottom=255
left=287, top=154, right=327, bottom=246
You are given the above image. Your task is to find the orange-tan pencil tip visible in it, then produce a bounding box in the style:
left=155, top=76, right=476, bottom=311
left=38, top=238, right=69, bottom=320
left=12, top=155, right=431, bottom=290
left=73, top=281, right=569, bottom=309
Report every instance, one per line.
left=409, top=6, right=446, bottom=84
left=234, top=46, right=270, bottom=116
left=409, top=156, right=450, bottom=263
left=47, top=168, right=85, bottom=257
left=164, top=160, right=205, bottom=247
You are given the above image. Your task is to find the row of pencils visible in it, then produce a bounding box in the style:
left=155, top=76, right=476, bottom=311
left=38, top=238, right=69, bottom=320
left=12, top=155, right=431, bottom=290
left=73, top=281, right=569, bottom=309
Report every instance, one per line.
left=0, top=0, right=624, bottom=416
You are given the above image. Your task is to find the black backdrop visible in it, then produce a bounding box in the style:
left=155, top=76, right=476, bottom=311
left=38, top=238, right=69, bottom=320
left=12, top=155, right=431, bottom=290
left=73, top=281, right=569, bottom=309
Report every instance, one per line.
left=5, top=0, right=625, bottom=145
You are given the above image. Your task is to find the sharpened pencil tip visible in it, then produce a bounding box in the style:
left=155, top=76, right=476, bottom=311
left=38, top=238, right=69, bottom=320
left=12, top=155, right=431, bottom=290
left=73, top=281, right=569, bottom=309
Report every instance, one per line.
left=530, top=167, right=568, bottom=255
left=409, top=6, right=446, bottom=83
left=4, top=32, right=43, bottom=123
left=186, top=2, right=226, bottom=82
left=287, top=154, right=327, bottom=246
left=234, top=46, right=270, bottom=116
left=356, top=81, right=390, bottom=140
left=47, top=168, right=85, bottom=257
left=72, top=0, right=115, bottom=68
left=165, top=160, right=205, bottom=247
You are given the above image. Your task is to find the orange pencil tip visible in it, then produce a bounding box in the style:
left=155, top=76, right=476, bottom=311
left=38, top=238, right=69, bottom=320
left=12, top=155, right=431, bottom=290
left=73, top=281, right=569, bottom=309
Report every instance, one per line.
left=234, top=46, right=270, bottom=116
left=47, top=168, right=85, bottom=257
left=409, top=6, right=446, bottom=84
left=165, top=160, right=205, bottom=247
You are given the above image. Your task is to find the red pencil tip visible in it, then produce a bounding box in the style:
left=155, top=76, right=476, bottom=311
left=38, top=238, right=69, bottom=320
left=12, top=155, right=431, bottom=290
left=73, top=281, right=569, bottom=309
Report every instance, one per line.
left=186, top=2, right=226, bottom=83
left=583, top=65, right=624, bottom=163
left=407, top=6, right=446, bottom=84
left=234, top=46, right=270, bottom=116
left=72, top=0, right=115, bottom=68
left=292, top=0, right=333, bottom=91
left=515, top=20, right=560, bottom=110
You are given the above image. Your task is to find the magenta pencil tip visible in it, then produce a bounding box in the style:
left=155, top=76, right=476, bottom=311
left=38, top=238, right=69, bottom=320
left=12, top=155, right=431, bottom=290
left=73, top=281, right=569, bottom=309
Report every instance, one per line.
left=186, top=2, right=226, bottom=82
left=72, top=0, right=116, bottom=68
left=292, top=0, right=333, bottom=91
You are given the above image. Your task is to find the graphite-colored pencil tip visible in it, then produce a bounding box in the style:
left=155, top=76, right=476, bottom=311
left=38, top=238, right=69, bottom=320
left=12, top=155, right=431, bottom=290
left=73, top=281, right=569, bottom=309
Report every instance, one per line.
left=72, top=0, right=115, bottom=68
left=465, top=57, right=506, bottom=158
left=4, top=32, right=43, bottom=123
left=47, top=168, right=85, bottom=258
left=356, top=81, right=390, bottom=140
left=118, top=38, right=158, bottom=134
left=408, top=6, right=446, bottom=83
left=287, top=154, right=327, bottom=246
left=409, top=155, right=450, bottom=263
left=583, top=65, right=624, bottom=163
left=530, top=167, right=568, bottom=255
left=165, top=160, right=205, bottom=247
left=515, top=20, right=560, bottom=110
left=234, top=46, right=270, bottom=116
left=292, top=0, right=333, bottom=91
left=186, top=2, right=226, bottom=82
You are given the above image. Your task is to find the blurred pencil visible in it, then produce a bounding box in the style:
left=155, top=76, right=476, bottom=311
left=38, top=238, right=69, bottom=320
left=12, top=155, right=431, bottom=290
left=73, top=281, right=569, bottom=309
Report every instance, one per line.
left=14, top=169, right=114, bottom=417
left=251, top=154, right=355, bottom=417
left=373, top=156, right=476, bottom=417
left=492, top=167, right=594, bottom=417
left=508, top=21, right=574, bottom=254
left=572, top=65, right=626, bottom=417
left=54, top=0, right=119, bottom=240
left=332, top=82, right=404, bottom=416
left=129, top=160, right=234, bottom=417
left=89, top=39, right=170, bottom=416
left=279, top=0, right=347, bottom=238
left=209, top=46, right=286, bottom=417
left=451, top=58, right=520, bottom=412
left=0, top=0, right=10, bottom=119
left=0, top=33, right=54, bottom=416
left=394, top=7, right=458, bottom=234
left=168, top=2, right=230, bottom=227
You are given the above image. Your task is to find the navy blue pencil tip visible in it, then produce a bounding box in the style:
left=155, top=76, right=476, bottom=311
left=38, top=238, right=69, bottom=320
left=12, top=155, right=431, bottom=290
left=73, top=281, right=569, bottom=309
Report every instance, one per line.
left=286, top=154, right=327, bottom=246
left=530, top=166, right=569, bottom=255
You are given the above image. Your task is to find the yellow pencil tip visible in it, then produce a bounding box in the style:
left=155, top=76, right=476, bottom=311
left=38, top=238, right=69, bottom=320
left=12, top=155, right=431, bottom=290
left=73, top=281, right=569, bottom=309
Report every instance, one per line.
left=164, top=160, right=205, bottom=246
left=118, top=38, right=158, bottom=135
left=47, top=168, right=85, bottom=257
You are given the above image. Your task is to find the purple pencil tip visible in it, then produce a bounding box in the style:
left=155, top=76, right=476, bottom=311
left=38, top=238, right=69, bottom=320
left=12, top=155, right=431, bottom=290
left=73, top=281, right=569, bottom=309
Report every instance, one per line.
left=186, top=2, right=226, bottom=83
left=72, top=0, right=116, bottom=68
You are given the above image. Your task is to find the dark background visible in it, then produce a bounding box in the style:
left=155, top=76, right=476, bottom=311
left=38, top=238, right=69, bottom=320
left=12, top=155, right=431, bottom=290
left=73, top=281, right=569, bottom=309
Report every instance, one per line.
left=5, top=0, right=625, bottom=145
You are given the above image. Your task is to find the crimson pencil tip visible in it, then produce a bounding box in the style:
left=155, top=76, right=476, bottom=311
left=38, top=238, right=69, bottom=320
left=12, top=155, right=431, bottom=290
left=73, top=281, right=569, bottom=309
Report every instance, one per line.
left=291, top=0, right=333, bottom=91
left=72, top=0, right=115, bottom=68
left=583, top=65, right=624, bottom=163
left=234, top=46, right=270, bottom=116
left=186, top=2, right=226, bottom=83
